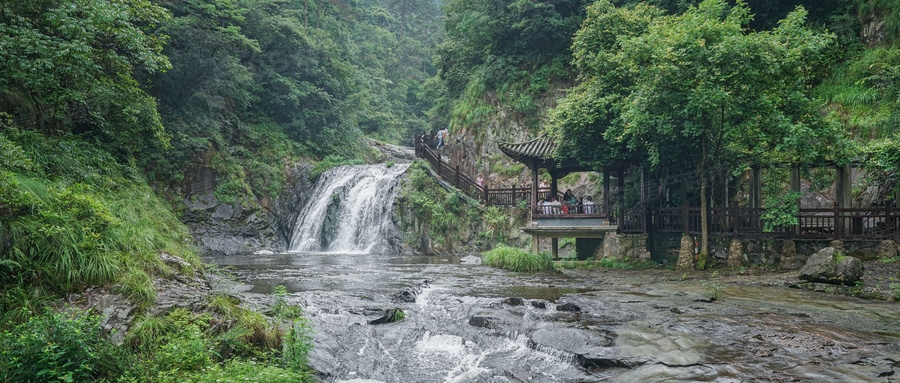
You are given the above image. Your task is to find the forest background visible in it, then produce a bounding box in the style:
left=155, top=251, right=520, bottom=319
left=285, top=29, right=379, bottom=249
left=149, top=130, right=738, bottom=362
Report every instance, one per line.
left=0, top=0, right=899, bottom=381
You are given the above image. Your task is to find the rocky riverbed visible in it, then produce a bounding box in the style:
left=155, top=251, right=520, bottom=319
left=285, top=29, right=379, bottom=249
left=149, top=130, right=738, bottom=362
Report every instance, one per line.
left=207, top=252, right=900, bottom=382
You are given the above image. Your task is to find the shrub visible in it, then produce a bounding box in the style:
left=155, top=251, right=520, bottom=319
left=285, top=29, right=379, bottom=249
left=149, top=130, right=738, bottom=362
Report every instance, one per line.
left=0, top=308, right=124, bottom=382
left=482, top=245, right=553, bottom=272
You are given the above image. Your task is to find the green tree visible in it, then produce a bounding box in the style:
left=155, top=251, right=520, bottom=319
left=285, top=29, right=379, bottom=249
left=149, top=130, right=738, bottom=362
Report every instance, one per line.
left=554, top=0, right=850, bottom=262
left=0, top=0, right=171, bottom=156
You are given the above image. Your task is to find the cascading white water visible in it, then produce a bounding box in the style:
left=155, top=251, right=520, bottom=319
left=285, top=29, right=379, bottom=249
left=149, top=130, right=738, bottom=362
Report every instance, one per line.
left=288, top=163, right=409, bottom=253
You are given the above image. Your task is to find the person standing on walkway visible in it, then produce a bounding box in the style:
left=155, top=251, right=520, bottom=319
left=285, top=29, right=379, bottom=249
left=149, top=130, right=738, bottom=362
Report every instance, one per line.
left=435, top=127, right=448, bottom=149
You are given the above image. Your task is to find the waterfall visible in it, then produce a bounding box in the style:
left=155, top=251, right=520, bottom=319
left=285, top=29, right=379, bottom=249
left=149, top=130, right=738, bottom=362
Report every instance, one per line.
left=288, top=163, right=409, bottom=254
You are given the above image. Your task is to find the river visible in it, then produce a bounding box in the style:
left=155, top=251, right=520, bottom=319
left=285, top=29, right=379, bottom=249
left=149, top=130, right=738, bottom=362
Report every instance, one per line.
left=205, top=251, right=900, bottom=382
left=204, top=163, right=900, bottom=382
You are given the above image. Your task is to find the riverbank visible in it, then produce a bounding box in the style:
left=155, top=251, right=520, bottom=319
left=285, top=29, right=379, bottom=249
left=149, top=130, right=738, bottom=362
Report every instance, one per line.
left=557, top=257, right=900, bottom=301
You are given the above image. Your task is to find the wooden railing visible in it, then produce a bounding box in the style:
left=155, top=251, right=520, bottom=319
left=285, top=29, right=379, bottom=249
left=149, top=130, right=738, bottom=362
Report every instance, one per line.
left=414, top=135, right=899, bottom=240
left=647, top=206, right=899, bottom=239
left=415, top=136, right=556, bottom=206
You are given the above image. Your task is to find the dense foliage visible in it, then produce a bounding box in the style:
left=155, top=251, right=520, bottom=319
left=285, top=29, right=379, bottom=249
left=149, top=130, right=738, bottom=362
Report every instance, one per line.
left=0, top=296, right=314, bottom=383
left=0, top=118, right=198, bottom=313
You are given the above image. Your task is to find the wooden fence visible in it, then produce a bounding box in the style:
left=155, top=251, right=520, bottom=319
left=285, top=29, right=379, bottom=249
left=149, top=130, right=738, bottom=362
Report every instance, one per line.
left=414, top=136, right=899, bottom=240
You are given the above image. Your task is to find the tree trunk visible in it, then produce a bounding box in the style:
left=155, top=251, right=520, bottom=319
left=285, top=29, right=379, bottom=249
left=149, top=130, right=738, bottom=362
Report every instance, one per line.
left=699, top=137, right=710, bottom=269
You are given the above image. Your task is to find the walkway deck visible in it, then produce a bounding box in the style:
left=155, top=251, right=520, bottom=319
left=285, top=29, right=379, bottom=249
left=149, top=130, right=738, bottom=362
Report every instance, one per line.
left=522, top=216, right=618, bottom=257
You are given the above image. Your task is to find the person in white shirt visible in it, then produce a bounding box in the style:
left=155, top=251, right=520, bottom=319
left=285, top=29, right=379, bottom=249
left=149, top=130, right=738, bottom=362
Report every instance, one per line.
left=435, top=128, right=448, bottom=149
left=583, top=195, right=595, bottom=214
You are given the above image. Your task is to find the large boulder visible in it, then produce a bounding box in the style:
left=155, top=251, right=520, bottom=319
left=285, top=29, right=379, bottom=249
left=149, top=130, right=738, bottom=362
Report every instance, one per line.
left=676, top=235, right=694, bottom=271
left=779, top=240, right=799, bottom=270
left=877, top=240, right=898, bottom=260
left=798, top=247, right=864, bottom=285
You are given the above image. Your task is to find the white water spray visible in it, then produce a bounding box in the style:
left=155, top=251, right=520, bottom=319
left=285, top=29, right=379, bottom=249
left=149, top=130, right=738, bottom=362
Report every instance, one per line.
left=288, top=163, right=409, bottom=253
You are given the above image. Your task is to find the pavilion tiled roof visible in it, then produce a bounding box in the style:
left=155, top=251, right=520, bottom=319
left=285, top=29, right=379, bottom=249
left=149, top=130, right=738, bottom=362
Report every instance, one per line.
left=498, top=134, right=556, bottom=162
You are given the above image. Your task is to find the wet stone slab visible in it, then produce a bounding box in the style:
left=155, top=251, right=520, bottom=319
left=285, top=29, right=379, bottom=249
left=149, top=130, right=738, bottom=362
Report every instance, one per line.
left=206, top=253, right=900, bottom=383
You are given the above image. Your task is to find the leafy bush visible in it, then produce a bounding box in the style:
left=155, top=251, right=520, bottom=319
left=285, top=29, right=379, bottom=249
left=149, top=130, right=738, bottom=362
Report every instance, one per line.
left=179, top=359, right=313, bottom=383
left=398, top=160, right=470, bottom=247
left=0, top=309, right=124, bottom=382
left=482, top=245, right=553, bottom=272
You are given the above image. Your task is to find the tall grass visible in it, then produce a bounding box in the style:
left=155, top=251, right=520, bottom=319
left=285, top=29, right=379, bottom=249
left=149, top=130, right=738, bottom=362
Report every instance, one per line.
left=0, top=126, right=199, bottom=315
left=482, top=245, right=553, bottom=272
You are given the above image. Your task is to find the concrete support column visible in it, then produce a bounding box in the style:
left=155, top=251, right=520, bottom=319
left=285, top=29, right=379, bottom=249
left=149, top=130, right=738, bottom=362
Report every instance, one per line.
left=551, top=238, right=559, bottom=259
left=532, top=234, right=539, bottom=254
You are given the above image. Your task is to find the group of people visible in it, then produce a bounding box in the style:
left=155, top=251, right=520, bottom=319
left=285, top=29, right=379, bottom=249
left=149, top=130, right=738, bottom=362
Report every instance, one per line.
left=538, top=189, right=596, bottom=215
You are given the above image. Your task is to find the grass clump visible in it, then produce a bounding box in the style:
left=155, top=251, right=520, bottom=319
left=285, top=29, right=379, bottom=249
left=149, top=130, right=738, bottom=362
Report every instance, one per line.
left=482, top=245, right=553, bottom=273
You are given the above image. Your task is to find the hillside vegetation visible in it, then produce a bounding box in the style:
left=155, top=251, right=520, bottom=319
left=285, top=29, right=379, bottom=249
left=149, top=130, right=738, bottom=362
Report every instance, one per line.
left=1, top=0, right=900, bottom=379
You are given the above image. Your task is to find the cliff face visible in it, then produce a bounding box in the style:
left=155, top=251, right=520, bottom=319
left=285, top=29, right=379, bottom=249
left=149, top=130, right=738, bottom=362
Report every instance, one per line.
left=439, top=85, right=601, bottom=198
left=180, top=164, right=285, bottom=255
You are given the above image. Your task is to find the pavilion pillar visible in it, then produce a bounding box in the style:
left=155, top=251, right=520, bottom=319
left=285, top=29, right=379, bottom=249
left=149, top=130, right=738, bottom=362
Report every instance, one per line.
left=550, top=173, right=558, bottom=199
left=836, top=165, right=852, bottom=209
left=640, top=167, right=646, bottom=207
left=531, top=165, right=538, bottom=207
left=603, top=171, right=611, bottom=217
left=532, top=234, right=539, bottom=254
left=791, top=165, right=801, bottom=236
left=617, top=171, right=626, bottom=224
left=550, top=171, right=559, bottom=258
left=681, top=176, right=689, bottom=234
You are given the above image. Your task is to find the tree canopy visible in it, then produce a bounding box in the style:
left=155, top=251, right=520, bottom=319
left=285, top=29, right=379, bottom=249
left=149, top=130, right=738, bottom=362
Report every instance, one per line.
left=551, top=0, right=851, bottom=172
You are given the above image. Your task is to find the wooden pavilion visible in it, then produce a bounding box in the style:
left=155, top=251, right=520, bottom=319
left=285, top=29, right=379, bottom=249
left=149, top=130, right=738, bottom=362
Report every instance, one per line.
left=498, top=135, right=618, bottom=258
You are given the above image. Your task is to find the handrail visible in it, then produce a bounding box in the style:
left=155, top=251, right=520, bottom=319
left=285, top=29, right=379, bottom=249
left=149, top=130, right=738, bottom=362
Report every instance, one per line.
left=413, top=135, right=898, bottom=240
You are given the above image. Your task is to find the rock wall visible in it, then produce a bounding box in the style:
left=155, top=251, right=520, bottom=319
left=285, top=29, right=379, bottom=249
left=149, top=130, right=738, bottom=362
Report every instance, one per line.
left=181, top=161, right=317, bottom=256
left=650, top=234, right=899, bottom=270
left=594, top=233, right=651, bottom=263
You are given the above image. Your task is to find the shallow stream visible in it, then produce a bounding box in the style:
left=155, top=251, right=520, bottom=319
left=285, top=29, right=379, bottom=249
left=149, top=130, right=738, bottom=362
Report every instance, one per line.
left=206, top=252, right=900, bottom=383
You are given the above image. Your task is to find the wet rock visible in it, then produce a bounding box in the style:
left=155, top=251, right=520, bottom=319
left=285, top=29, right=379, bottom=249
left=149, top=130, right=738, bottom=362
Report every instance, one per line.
left=877, top=240, right=898, bottom=260
left=830, top=240, right=845, bottom=251
left=727, top=239, right=744, bottom=268
left=780, top=240, right=799, bottom=270
left=504, top=297, right=524, bottom=306
left=396, top=290, right=417, bottom=303
left=212, top=203, right=235, bottom=220
left=530, top=327, right=631, bottom=369
left=531, top=301, right=547, bottom=309
left=160, top=252, right=191, bottom=271
left=469, top=316, right=499, bottom=329
left=875, top=370, right=895, bottom=377
left=676, top=235, right=694, bottom=271
left=556, top=302, right=581, bottom=312
left=798, top=247, right=864, bottom=285
left=460, top=255, right=482, bottom=265
left=369, top=308, right=405, bottom=325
